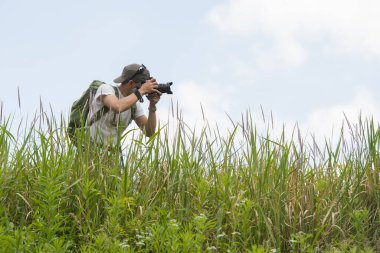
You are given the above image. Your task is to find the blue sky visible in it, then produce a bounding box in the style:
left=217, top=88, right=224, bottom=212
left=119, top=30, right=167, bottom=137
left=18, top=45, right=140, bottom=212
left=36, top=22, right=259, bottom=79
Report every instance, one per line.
left=1, top=0, right=379, bottom=141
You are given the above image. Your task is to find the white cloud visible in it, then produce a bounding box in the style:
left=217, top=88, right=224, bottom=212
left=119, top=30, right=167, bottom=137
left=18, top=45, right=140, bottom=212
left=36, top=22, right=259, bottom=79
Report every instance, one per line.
left=151, top=84, right=379, bottom=157
left=158, top=81, right=235, bottom=127
left=151, top=81, right=241, bottom=147
left=208, top=0, right=380, bottom=69
left=299, top=89, right=380, bottom=144
left=250, top=35, right=307, bottom=70
left=238, top=90, right=380, bottom=147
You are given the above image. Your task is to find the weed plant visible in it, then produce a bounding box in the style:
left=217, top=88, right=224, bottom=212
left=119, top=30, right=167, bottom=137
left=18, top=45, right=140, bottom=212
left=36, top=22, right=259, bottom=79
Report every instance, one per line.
left=0, top=108, right=379, bottom=252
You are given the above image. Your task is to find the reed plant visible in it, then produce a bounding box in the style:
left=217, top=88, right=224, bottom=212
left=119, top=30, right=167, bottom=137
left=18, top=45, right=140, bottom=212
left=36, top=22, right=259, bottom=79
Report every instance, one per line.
left=0, top=108, right=379, bottom=252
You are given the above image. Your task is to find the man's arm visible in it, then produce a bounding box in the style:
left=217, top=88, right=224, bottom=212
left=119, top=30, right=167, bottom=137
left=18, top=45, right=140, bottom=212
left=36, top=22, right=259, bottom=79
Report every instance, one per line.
left=134, top=109, right=156, bottom=137
left=101, top=93, right=138, bottom=113
left=101, top=79, right=159, bottom=113
left=134, top=93, right=160, bottom=137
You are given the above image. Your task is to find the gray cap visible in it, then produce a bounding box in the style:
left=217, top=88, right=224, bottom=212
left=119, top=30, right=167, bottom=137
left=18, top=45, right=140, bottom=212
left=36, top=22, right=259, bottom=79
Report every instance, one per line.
left=113, top=63, right=150, bottom=83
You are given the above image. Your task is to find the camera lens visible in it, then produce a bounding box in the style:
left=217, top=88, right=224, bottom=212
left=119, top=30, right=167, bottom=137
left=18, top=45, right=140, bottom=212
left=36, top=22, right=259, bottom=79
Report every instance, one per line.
left=157, top=82, right=173, bottom=94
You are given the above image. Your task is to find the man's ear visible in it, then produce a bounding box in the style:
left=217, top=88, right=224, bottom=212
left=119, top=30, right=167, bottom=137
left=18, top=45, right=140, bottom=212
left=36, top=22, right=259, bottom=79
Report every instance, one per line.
left=127, top=80, right=135, bottom=88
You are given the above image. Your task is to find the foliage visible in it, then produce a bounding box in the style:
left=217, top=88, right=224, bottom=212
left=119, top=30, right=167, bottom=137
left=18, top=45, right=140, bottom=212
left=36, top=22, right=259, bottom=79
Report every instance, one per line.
left=0, top=111, right=379, bottom=252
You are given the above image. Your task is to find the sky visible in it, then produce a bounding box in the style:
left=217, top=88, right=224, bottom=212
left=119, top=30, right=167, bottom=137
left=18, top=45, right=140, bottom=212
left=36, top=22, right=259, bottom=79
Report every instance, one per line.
left=1, top=0, right=379, bottom=143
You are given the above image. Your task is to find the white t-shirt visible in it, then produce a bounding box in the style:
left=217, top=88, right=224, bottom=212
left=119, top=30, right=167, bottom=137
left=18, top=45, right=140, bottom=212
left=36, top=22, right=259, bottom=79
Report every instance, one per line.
left=87, top=83, right=144, bottom=145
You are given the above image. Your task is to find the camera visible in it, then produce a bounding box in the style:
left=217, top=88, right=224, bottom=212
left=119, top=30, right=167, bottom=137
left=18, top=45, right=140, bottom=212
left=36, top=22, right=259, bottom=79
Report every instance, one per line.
left=157, top=82, right=173, bottom=94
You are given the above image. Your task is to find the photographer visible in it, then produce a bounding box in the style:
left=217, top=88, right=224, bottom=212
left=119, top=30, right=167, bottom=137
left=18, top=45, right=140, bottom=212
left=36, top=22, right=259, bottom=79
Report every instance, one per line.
left=88, top=63, right=161, bottom=147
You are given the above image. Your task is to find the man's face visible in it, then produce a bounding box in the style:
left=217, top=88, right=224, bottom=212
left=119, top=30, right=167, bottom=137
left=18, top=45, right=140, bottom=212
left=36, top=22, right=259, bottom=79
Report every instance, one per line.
left=133, top=80, right=142, bottom=89
left=133, top=78, right=148, bottom=89
left=125, top=80, right=142, bottom=92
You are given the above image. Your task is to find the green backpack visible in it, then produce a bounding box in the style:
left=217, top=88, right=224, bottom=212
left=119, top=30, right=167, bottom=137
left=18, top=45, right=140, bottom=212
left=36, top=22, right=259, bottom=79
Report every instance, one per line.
left=67, top=80, right=136, bottom=144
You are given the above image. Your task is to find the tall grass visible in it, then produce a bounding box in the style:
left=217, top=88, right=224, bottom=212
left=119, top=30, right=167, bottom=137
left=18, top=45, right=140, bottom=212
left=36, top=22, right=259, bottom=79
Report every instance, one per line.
left=0, top=107, right=379, bottom=252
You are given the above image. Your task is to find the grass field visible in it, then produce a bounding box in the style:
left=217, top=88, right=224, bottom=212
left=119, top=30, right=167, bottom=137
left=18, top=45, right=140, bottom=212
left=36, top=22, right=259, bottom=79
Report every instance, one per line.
left=0, top=109, right=379, bottom=252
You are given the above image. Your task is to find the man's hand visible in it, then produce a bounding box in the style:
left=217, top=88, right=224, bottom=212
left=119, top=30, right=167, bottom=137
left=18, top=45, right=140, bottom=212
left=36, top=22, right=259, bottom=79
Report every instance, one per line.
left=147, top=92, right=161, bottom=106
left=139, top=78, right=162, bottom=96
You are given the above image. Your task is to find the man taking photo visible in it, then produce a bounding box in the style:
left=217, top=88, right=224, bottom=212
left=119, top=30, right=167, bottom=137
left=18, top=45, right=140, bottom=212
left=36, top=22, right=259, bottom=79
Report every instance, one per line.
left=88, top=63, right=161, bottom=147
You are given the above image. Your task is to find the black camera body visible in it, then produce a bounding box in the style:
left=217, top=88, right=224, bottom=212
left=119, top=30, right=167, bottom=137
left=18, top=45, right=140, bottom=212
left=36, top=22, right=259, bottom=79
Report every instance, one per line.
left=157, top=82, right=173, bottom=94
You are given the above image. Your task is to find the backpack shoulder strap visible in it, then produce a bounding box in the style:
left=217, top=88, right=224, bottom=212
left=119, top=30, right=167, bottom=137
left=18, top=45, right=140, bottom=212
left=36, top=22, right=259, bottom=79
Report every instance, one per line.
left=127, top=104, right=137, bottom=125
left=88, top=85, right=120, bottom=126
left=111, top=86, right=120, bottom=124
left=113, top=85, right=120, bottom=98
left=131, top=104, right=137, bottom=120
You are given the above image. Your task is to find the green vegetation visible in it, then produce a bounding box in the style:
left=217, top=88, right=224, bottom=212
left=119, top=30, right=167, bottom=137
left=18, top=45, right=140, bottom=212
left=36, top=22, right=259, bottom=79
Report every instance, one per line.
left=0, top=111, right=379, bottom=252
